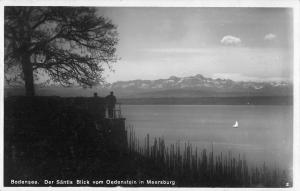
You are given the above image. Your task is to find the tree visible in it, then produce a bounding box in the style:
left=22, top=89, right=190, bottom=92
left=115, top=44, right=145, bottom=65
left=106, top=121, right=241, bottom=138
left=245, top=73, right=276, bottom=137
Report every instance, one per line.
left=5, top=7, right=118, bottom=96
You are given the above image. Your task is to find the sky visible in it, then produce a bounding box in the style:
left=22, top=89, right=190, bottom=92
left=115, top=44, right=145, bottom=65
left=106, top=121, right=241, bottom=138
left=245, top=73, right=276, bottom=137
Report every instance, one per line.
left=97, top=8, right=293, bottom=83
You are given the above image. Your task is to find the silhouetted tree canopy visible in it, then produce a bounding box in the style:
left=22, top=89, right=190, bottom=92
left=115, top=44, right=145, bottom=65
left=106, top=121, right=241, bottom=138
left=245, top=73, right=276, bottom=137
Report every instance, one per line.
left=5, top=7, right=118, bottom=96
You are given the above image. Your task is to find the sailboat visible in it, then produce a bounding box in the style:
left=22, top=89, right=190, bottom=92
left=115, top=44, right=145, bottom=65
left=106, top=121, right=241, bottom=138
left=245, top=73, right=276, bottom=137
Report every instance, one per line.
left=233, top=121, right=238, bottom=128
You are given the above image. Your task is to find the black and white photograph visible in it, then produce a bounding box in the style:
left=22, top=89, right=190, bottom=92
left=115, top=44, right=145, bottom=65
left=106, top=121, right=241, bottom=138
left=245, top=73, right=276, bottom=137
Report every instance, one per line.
left=1, top=0, right=299, bottom=189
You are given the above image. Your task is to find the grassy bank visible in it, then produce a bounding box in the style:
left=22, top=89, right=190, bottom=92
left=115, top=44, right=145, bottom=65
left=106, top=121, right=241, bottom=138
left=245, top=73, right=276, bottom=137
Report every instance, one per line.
left=126, top=126, right=292, bottom=187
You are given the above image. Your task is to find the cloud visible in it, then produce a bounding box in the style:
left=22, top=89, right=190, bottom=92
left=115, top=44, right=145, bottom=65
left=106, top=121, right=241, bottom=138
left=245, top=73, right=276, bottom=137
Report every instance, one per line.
left=264, top=33, right=276, bottom=41
left=220, top=35, right=241, bottom=46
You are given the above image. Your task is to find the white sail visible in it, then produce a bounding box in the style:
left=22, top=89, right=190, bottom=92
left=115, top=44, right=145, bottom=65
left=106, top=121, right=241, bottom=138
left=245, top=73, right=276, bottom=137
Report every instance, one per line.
left=233, top=121, right=238, bottom=128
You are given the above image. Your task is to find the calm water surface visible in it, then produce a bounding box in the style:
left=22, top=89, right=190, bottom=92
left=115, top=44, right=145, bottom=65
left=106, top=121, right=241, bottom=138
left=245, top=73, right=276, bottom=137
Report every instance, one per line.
left=122, top=105, right=293, bottom=169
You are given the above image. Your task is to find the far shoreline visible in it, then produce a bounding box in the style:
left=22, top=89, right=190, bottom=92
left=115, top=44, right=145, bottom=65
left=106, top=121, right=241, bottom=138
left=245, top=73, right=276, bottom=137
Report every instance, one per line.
left=119, top=96, right=293, bottom=105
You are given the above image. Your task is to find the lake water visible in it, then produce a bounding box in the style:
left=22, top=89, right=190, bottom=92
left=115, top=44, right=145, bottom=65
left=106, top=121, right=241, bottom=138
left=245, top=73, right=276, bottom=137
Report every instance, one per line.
left=122, top=105, right=293, bottom=169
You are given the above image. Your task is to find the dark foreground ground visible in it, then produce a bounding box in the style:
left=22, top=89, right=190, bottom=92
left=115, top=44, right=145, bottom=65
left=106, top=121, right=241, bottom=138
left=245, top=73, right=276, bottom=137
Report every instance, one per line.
left=4, top=96, right=176, bottom=187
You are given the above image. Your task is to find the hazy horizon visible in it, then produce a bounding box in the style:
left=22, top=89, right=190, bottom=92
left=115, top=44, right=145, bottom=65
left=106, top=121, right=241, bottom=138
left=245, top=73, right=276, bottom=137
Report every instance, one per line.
left=106, top=73, right=293, bottom=83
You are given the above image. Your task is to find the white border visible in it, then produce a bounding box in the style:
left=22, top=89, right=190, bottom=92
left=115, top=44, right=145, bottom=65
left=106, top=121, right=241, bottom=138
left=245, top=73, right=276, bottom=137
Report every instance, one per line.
left=0, top=0, right=299, bottom=191
left=0, top=2, right=3, bottom=191
left=0, top=0, right=299, bottom=7
left=293, top=1, right=300, bottom=190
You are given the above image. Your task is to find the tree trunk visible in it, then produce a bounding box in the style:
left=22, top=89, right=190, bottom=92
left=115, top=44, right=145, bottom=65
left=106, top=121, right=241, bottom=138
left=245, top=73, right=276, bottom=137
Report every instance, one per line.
left=22, top=55, right=35, bottom=96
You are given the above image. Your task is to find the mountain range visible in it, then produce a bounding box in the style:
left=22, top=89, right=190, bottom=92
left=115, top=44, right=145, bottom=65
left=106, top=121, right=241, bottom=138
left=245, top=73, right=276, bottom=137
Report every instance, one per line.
left=107, top=74, right=292, bottom=98
left=5, top=74, right=293, bottom=99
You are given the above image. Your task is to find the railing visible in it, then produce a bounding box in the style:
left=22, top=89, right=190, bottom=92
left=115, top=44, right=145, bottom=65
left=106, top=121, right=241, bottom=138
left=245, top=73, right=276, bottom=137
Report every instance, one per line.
left=114, top=103, right=123, bottom=119
left=106, top=103, right=123, bottom=119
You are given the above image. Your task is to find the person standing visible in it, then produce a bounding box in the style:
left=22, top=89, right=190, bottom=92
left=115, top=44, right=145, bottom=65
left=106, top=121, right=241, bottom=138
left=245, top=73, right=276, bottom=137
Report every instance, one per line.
left=106, top=91, right=117, bottom=118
